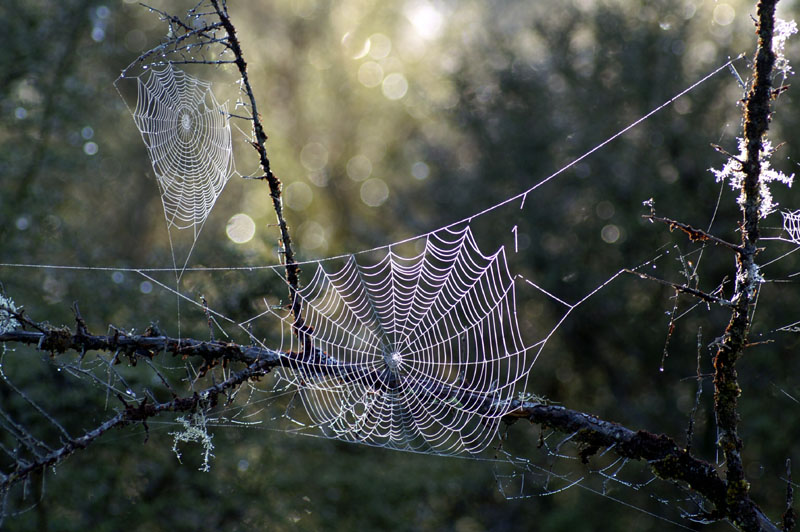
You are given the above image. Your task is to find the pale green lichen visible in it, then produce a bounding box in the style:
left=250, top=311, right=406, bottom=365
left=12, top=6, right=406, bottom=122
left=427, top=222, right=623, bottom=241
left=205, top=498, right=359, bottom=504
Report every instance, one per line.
left=0, top=293, right=20, bottom=335
left=169, top=410, right=215, bottom=472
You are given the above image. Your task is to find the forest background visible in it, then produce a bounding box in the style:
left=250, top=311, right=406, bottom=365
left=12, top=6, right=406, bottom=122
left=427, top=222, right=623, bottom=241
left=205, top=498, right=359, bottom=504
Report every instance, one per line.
left=1, top=0, right=799, bottom=530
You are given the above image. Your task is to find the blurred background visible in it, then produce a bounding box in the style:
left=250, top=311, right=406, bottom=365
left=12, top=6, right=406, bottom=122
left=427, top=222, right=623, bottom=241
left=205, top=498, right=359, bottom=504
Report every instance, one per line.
left=1, top=0, right=799, bottom=530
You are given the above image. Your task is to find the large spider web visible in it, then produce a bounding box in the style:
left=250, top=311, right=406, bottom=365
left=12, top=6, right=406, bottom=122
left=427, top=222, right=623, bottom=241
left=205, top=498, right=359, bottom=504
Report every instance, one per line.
left=264, top=226, right=528, bottom=454
left=131, top=64, right=233, bottom=238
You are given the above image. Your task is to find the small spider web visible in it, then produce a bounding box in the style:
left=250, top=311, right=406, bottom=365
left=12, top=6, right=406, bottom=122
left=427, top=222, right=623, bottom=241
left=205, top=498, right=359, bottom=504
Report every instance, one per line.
left=262, top=225, right=529, bottom=455
left=131, top=64, right=234, bottom=242
left=781, top=209, right=800, bottom=244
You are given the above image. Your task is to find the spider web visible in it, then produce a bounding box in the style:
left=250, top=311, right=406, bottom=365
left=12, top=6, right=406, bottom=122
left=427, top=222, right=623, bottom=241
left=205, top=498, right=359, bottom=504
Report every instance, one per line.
left=262, top=225, right=528, bottom=454
left=131, top=64, right=234, bottom=240
left=781, top=209, right=800, bottom=244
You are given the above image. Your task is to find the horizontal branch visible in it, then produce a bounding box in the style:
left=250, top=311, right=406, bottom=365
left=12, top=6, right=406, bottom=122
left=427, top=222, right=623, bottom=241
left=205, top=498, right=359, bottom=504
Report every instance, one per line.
left=503, top=402, right=778, bottom=531
left=0, top=355, right=276, bottom=494
left=0, top=318, right=780, bottom=529
left=0, top=327, right=281, bottom=369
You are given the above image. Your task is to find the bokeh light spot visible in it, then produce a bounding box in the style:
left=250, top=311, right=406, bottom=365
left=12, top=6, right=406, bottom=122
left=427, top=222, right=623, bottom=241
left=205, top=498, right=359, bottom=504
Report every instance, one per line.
left=405, top=1, right=443, bottom=40
left=342, top=32, right=371, bottom=59
left=299, top=220, right=328, bottom=252
left=411, top=161, right=430, bottom=180
left=83, top=142, right=98, bottom=156
left=285, top=182, right=314, bottom=211
left=712, top=4, right=735, bottom=26
left=347, top=154, right=373, bottom=181
left=368, top=33, right=392, bottom=59
left=226, top=213, right=256, bottom=244
left=358, top=61, right=384, bottom=88
left=595, top=201, right=615, bottom=220
left=360, top=178, right=389, bottom=207
left=382, top=73, right=408, bottom=100
left=601, top=224, right=621, bottom=244
left=300, top=142, right=329, bottom=171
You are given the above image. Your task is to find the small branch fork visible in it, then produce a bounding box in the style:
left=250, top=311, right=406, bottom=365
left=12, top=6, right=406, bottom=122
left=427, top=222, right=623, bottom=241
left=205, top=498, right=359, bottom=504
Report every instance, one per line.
left=624, top=269, right=733, bottom=307
left=208, top=0, right=304, bottom=331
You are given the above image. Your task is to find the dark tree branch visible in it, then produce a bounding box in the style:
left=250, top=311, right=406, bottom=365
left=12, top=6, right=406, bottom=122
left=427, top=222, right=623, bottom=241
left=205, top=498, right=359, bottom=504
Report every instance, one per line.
left=0, top=315, right=781, bottom=530
left=784, top=459, right=797, bottom=531
left=711, top=1, right=779, bottom=530
left=0, top=353, right=278, bottom=496
left=208, top=0, right=303, bottom=330
left=503, top=403, right=778, bottom=531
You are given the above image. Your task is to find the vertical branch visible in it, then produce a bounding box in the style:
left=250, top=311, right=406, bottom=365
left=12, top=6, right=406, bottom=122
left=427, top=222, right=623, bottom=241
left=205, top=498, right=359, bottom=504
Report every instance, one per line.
left=713, top=1, right=778, bottom=529
left=209, top=0, right=303, bottom=329
left=784, top=459, right=796, bottom=531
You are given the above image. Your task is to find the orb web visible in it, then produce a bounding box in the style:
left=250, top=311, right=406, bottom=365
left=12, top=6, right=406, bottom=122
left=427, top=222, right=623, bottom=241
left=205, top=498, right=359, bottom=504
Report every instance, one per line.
left=273, top=226, right=529, bottom=455
left=132, top=65, right=233, bottom=234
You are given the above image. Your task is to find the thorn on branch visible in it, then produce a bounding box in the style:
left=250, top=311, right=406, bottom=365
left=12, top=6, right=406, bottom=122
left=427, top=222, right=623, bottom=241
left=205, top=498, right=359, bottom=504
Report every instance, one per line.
left=72, top=302, right=88, bottom=337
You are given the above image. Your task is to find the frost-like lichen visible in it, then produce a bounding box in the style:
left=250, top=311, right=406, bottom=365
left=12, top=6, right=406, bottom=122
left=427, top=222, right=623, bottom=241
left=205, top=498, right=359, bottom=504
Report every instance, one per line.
left=0, top=293, right=20, bottom=335
left=774, top=18, right=798, bottom=79
left=710, top=138, right=794, bottom=218
left=710, top=19, right=796, bottom=218
left=170, top=410, right=215, bottom=472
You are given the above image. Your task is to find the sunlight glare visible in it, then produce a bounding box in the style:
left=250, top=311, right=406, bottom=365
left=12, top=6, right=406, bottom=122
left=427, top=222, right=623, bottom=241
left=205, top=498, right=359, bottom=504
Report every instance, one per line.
left=405, top=1, right=443, bottom=40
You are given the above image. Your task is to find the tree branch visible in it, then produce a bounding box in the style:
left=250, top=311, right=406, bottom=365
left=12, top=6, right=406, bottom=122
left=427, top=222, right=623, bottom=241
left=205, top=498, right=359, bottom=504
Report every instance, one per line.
left=208, top=0, right=303, bottom=329
left=503, top=402, right=779, bottom=531
left=0, top=353, right=278, bottom=495
left=0, top=318, right=781, bottom=530
left=712, top=1, right=779, bottom=530
left=624, top=269, right=733, bottom=307
left=643, top=214, right=745, bottom=254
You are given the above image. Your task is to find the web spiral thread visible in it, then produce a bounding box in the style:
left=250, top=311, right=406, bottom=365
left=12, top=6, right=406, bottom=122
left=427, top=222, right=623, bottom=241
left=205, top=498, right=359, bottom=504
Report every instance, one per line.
left=272, top=226, right=529, bottom=455
left=132, top=65, right=233, bottom=233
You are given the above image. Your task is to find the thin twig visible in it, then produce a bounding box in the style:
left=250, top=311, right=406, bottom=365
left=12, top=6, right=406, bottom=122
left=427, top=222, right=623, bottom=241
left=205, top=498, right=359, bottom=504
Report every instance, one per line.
left=644, top=214, right=744, bottom=254
left=624, top=269, right=734, bottom=307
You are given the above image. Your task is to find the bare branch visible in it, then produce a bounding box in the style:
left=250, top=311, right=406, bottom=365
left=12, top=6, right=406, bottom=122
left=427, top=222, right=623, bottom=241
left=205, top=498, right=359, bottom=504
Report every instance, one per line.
left=711, top=1, right=780, bottom=530
left=644, top=214, right=745, bottom=254
left=503, top=401, right=779, bottom=531
left=208, top=0, right=303, bottom=330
